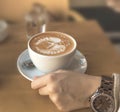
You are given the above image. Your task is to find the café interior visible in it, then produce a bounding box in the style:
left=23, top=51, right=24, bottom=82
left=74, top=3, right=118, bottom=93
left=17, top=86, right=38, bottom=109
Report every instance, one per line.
left=0, top=0, right=120, bottom=112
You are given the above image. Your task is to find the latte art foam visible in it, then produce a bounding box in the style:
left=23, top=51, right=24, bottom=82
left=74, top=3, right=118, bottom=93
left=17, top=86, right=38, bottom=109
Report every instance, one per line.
left=30, top=33, right=74, bottom=56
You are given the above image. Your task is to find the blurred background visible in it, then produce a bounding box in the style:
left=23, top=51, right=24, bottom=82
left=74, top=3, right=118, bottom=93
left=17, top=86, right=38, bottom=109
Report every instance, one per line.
left=0, top=0, right=120, bottom=52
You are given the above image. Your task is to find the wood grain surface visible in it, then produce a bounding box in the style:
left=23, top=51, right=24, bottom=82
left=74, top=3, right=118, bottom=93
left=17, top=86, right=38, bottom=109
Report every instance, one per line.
left=0, top=21, right=120, bottom=112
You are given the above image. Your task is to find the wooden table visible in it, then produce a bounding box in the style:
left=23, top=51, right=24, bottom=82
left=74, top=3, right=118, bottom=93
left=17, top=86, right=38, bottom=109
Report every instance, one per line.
left=0, top=21, right=120, bottom=112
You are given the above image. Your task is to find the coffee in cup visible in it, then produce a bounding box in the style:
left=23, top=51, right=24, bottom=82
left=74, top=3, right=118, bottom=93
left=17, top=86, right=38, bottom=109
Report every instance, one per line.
left=28, top=31, right=77, bottom=73
left=30, top=32, right=74, bottom=56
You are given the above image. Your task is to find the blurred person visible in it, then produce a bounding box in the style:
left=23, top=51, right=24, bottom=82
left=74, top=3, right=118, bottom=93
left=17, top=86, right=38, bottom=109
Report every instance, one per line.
left=31, top=70, right=120, bottom=112
left=106, top=0, right=120, bottom=12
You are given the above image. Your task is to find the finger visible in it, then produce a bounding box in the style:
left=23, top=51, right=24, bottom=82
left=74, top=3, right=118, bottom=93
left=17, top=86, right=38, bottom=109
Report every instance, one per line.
left=33, top=76, right=41, bottom=80
left=54, top=69, right=66, bottom=73
left=31, top=74, right=50, bottom=89
left=38, top=82, right=59, bottom=95
left=49, top=94, right=64, bottom=111
left=38, top=86, right=49, bottom=95
left=49, top=93, right=59, bottom=103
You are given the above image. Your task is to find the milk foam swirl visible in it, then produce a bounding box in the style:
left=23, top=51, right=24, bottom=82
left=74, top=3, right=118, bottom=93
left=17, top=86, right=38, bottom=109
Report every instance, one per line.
left=34, top=37, right=71, bottom=55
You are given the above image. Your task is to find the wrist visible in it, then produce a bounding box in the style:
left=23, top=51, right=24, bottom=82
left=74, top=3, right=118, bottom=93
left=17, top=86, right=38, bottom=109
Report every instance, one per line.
left=88, top=75, right=101, bottom=98
left=82, top=75, right=101, bottom=108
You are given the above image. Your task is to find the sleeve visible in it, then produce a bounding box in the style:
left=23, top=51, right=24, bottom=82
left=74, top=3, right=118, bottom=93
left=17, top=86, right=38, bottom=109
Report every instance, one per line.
left=113, top=73, right=120, bottom=112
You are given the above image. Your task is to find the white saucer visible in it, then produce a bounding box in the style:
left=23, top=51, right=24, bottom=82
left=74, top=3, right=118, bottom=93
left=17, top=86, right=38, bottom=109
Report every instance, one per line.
left=17, top=49, right=87, bottom=81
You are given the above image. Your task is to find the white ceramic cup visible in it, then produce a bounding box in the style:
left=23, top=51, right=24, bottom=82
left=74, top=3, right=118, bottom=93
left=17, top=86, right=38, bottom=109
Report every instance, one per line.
left=28, top=31, right=77, bottom=73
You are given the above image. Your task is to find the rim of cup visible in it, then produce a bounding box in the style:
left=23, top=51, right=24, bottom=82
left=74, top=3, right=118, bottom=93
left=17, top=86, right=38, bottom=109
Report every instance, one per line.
left=28, top=31, right=77, bottom=58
